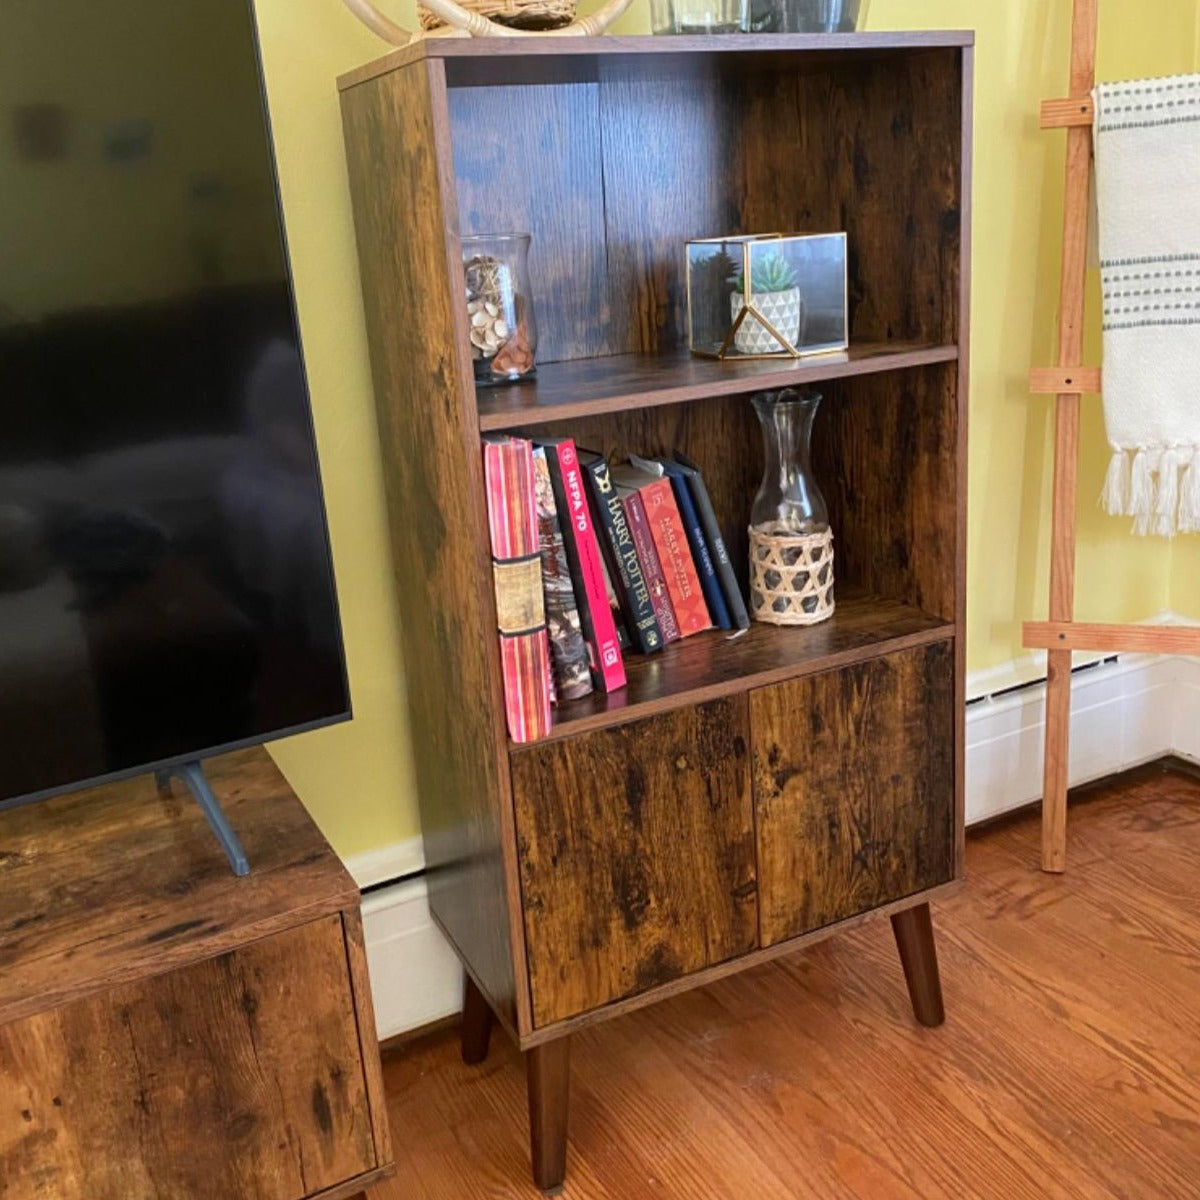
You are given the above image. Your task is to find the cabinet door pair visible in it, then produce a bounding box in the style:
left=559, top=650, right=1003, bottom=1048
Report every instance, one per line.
left=513, top=641, right=956, bottom=1029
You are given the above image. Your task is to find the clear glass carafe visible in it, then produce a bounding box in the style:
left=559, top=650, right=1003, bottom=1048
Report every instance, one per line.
left=749, top=388, right=835, bottom=625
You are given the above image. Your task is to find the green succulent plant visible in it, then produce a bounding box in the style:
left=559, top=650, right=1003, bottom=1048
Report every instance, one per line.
left=732, top=250, right=798, bottom=295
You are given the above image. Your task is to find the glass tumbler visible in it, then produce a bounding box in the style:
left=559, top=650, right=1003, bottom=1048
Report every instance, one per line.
left=650, top=0, right=749, bottom=33
left=462, top=233, right=538, bottom=386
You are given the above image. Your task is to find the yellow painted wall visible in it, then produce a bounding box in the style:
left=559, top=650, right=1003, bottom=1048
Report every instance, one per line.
left=254, top=0, right=1198, bottom=856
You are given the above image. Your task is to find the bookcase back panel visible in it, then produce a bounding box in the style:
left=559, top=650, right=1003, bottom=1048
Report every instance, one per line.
left=814, top=362, right=960, bottom=622
left=445, top=49, right=963, bottom=365
left=516, top=363, right=956, bottom=619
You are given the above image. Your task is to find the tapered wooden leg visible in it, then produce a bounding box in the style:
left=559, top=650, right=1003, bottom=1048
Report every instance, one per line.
left=460, top=975, right=494, bottom=1065
left=890, top=903, right=945, bottom=1027
left=526, top=1037, right=570, bottom=1195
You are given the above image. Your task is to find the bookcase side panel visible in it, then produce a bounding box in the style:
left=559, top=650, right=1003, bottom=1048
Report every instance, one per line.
left=340, top=63, right=524, bottom=1031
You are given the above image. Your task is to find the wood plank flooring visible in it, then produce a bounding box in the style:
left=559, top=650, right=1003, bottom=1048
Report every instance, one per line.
left=367, top=763, right=1200, bottom=1199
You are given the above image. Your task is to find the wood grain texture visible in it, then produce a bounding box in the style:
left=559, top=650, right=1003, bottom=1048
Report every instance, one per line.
left=373, top=762, right=1200, bottom=1200
left=0, top=747, right=356, bottom=1027
left=0, top=917, right=375, bottom=1200
left=752, top=641, right=955, bottom=945
left=1038, top=0, right=1099, bottom=874
left=890, top=902, right=945, bottom=1027
left=341, top=907, right=395, bottom=1172
left=953, top=44, right=974, bottom=875
left=511, top=699, right=757, bottom=1027
left=337, top=32, right=977, bottom=93
left=533, top=590, right=951, bottom=742
left=814, top=363, right=959, bottom=622
left=1024, top=621, right=1200, bottom=655
left=461, top=975, right=495, bottom=1065
left=340, top=60, right=529, bottom=1031
left=731, top=50, right=963, bottom=347
left=448, top=82, right=610, bottom=363
left=1028, top=365, right=1101, bottom=394
left=527, top=1038, right=571, bottom=1194
left=475, top=343, right=959, bottom=430
left=1041, top=95, right=1095, bottom=127
left=437, top=48, right=961, bottom=366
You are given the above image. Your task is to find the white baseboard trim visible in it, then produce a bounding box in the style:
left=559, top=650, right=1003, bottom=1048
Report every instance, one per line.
left=344, top=836, right=425, bottom=890
left=354, top=626, right=1200, bottom=1038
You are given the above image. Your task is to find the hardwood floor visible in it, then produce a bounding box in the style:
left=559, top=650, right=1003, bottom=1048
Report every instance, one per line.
left=367, top=764, right=1200, bottom=1199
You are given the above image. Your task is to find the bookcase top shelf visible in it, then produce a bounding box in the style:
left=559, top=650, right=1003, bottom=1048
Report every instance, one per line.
left=519, top=590, right=953, bottom=746
left=337, top=32, right=975, bottom=92
left=476, top=342, right=958, bottom=431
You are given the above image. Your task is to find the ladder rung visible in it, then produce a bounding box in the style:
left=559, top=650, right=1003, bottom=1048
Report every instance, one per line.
left=1029, top=366, right=1102, bottom=395
left=1024, top=621, right=1200, bottom=655
left=1041, top=96, right=1095, bottom=128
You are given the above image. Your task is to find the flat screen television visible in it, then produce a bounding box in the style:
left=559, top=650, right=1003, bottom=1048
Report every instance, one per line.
left=0, top=0, right=350, bottom=814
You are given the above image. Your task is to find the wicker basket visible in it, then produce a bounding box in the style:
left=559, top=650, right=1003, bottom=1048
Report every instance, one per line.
left=749, top=524, right=835, bottom=626
left=420, top=0, right=575, bottom=29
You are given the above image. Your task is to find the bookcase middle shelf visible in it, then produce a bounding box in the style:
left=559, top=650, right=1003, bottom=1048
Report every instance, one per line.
left=475, top=341, right=960, bottom=431
left=519, top=588, right=953, bottom=746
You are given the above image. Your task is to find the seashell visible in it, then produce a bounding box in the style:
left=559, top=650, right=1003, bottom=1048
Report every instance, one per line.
left=484, top=329, right=499, bottom=350
left=494, top=319, right=509, bottom=340
left=471, top=310, right=488, bottom=329
left=470, top=329, right=489, bottom=349
left=485, top=302, right=499, bottom=317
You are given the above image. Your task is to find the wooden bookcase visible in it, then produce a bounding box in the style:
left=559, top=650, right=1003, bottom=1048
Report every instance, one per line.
left=339, top=31, right=972, bottom=1192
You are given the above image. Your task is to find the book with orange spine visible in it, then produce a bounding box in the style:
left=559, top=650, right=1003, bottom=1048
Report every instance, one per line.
left=611, top=462, right=710, bottom=638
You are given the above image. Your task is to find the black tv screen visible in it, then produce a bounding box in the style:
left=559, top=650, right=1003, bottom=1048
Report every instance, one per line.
left=0, top=0, right=350, bottom=808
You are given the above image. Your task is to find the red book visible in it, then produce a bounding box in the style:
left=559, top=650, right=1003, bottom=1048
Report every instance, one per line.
left=613, top=464, right=710, bottom=638
left=481, top=436, right=553, bottom=742
left=615, top=482, right=681, bottom=644
left=534, top=438, right=626, bottom=692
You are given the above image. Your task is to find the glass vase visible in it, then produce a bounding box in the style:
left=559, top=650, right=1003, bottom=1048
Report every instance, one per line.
left=748, top=387, right=835, bottom=625
left=462, top=233, right=538, bottom=386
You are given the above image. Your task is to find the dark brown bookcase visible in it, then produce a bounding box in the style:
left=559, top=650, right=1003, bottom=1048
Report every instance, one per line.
left=339, top=32, right=972, bottom=1191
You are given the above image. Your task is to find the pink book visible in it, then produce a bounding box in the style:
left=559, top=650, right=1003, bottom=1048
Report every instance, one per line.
left=482, top=436, right=553, bottom=742
left=535, top=438, right=626, bottom=693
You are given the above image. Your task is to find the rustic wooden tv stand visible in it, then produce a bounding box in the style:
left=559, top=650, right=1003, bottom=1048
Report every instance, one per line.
left=339, top=30, right=971, bottom=1193
left=0, top=748, right=393, bottom=1200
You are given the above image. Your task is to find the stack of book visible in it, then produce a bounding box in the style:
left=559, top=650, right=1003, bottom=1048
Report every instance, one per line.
left=482, top=434, right=750, bottom=743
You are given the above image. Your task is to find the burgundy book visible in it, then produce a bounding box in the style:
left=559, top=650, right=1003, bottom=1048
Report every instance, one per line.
left=611, top=462, right=710, bottom=637
left=614, top=479, right=681, bottom=645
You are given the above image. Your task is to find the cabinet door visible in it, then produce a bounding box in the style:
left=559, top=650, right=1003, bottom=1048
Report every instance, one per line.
left=0, top=915, right=377, bottom=1200
left=512, top=698, right=757, bottom=1027
left=752, top=641, right=955, bottom=947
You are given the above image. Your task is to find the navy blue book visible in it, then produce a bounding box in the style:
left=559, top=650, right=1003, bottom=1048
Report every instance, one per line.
left=673, top=451, right=751, bottom=630
left=632, top=455, right=732, bottom=630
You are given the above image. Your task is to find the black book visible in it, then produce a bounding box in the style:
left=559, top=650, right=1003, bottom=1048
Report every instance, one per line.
left=672, top=451, right=751, bottom=630
left=578, top=451, right=663, bottom=655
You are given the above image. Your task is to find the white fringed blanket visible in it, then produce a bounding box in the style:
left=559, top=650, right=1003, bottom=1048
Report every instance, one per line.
left=1094, top=74, right=1200, bottom=536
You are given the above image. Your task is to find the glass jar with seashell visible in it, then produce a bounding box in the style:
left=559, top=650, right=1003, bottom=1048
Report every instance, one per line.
left=462, top=233, right=538, bottom=386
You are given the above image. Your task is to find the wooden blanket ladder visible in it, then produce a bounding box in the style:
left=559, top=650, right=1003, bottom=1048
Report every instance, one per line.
left=1027, top=0, right=1200, bottom=872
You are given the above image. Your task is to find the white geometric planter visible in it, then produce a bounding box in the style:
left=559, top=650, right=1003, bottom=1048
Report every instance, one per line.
left=731, top=287, right=803, bottom=355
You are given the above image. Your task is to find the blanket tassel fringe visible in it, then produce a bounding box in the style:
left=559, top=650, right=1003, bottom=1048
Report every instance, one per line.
left=1103, top=447, right=1200, bottom=537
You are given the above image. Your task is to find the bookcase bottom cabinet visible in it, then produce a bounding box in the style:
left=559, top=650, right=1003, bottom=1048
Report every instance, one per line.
left=468, top=640, right=955, bottom=1193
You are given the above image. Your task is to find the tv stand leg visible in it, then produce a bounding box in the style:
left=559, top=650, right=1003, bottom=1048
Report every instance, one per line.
left=155, top=761, right=250, bottom=877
